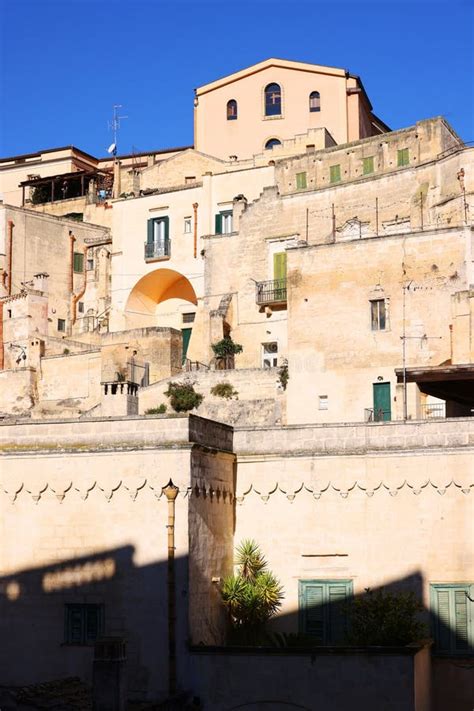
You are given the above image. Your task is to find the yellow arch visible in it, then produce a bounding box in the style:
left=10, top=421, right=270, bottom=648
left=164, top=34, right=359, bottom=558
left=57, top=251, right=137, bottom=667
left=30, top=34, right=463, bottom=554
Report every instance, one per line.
left=125, top=269, right=197, bottom=316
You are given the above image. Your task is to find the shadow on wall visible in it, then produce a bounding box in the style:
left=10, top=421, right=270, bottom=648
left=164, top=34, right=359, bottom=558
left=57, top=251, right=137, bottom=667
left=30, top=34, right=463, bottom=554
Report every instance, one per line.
left=0, top=552, right=473, bottom=710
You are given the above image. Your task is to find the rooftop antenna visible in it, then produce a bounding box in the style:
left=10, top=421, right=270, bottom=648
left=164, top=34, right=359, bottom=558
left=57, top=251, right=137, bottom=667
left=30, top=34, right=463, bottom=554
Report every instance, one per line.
left=107, top=104, right=128, bottom=157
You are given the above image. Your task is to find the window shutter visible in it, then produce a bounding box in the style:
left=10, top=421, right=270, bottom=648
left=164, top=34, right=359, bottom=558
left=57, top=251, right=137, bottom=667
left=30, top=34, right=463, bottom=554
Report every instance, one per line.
left=273, top=252, right=287, bottom=281
left=67, top=605, right=84, bottom=644
left=302, top=584, right=324, bottom=640
left=85, top=606, right=100, bottom=644
left=147, top=218, right=154, bottom=244
left=163, top=217, right=170, bottom=254
left=215, top=213, right=222, bottom=234
left=73, top=253, right=84, bottom=273
left=328, top=583, right=351, bottom=643
left=454, top=590, right=469, bottom=652
left=434, top=588, right=453, bottom=652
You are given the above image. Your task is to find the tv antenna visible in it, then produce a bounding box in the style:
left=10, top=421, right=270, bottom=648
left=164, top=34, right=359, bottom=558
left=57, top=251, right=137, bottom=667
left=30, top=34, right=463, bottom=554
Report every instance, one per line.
left=107, top=104, right=128, bottom=157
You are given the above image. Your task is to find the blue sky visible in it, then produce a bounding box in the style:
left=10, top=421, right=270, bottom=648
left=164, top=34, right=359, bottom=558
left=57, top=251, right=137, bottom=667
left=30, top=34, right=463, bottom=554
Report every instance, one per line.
left=1, top=0, right=473, bottom=157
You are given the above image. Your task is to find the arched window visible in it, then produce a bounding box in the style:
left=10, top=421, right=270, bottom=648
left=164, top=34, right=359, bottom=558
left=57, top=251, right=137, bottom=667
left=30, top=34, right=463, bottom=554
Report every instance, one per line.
left=309, top=91, right=321, bottom=112
left=265, top=138, right=282, bottom=150
left=227, top=99, right=237, bottom=121
left=265, top=83, right=282, bottom=116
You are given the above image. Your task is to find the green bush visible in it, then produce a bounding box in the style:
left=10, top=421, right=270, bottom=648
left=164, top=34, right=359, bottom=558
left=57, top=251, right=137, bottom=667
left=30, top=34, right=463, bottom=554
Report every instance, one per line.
left=221, top=540, right=284, bottom=644
left=210, top=382, right=238, bottom=399
left=145, top=404, right=167, bottom=415
left=347, top=587, right=427, bottom=646
left=278, top=360, right=289, bottom=390
left=211, top=337, right=243, bottom=358
left=165, top=382, right=203, bottom=412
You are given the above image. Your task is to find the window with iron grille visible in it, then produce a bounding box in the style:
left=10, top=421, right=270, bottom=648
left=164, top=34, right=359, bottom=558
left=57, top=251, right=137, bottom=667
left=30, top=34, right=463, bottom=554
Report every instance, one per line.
left=182, top=312, right=195, bottom=324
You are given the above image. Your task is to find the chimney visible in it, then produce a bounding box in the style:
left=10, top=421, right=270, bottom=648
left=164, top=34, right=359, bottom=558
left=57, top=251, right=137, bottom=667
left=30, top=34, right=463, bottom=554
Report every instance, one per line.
left=33, top=272, right=49, bottom=293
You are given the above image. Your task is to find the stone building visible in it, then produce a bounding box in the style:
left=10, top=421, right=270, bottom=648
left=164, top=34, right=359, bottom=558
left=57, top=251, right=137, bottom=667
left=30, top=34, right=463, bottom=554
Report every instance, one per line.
left=0, top=58, right=473, bottom=709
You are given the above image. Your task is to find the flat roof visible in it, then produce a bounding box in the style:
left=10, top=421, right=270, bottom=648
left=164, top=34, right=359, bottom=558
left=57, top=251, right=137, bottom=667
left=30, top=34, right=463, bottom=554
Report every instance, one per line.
left=0, top=145, right=98, bottom=165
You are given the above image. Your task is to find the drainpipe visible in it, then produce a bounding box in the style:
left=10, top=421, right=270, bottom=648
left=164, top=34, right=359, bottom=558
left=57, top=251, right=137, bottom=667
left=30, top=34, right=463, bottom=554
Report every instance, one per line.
left=69, top=231, right=76, bottom=294
left=71, top=245, right=89, bottom=325
left=0, top=299, right=3, bottom=370
left=162, top=479, right=179, bottom=696
left=192, top=202, right=198, bottom=258
left=7, top=220, right=14, bottom=295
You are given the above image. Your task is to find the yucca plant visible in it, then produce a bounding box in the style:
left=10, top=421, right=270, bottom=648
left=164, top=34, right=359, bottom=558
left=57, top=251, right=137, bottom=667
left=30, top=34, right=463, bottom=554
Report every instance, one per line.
left=221, top=539, right=284, bottom=643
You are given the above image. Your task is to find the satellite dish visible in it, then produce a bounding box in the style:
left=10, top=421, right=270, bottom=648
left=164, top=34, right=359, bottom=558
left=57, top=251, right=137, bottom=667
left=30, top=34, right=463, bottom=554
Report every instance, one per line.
left=107, top=143, right=117, bottom=155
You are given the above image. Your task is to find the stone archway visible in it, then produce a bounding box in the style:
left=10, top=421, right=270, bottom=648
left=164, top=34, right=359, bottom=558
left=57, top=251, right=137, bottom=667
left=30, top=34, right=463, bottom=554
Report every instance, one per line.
left=125, top=268, right=197, bottom=328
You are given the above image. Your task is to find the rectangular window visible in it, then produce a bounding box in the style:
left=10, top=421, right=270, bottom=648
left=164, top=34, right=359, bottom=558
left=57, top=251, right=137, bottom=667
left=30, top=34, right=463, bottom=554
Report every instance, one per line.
left=215, top=211, right=233, bottom=235
left=397, top=148, right=409, bottom=167
left=296, top=172, right=307, bottom=190
left=73, top=252, right=84, bottom=273
left=370, top=299, right=387, bottom=331
left=262, top=342, right=278, bottom=368
left=319, top=395, right=328, bottom=410
left=184, top=217, right=192, bottom=234
left=146, top=217, right=170, bottom=259
left=182, top=312, right=195, bottom=324
left=329, top=164, right=341, bottom=183
left=57, top=318, right=66, bottom=332
left=430, top=584, right=473, bottom=655
left=78, top=302, right=84, bottom=314
left=299, top=580, right=353, bottom=643
left=65, top=604, right=104, bottom=645
left=86, top=258, right=94, bottom=271
left=185, top=176, right=196, bottom=184
left=363, top=156, right=374, bottom=175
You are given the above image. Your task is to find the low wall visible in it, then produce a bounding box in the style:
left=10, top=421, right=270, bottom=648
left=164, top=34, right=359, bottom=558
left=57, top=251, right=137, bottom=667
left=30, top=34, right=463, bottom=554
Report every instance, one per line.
left=35, top=350, right=102, bottom=418
left=189, top=643, right=431, bottom=711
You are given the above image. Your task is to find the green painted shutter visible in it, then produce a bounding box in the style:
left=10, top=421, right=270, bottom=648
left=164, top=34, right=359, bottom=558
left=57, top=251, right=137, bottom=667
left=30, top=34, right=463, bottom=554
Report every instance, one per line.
left=363, top=156, right=374, bottom=175
left=397, top=148, right=409, bottom=167
left=302, top=584, right=324, bottom=640
left=296, top=172, right=307, bottom=189
left=73, top=252, right=84, bottom=273
left=435, top=589, right=452, bottom=652
left=163, top=216, right=170, bottom=255
left=328, top=583, right=351, bottom=644
left=454, top=590, right=469, bottom=652
left=273, top=252, right=287, bottom=281
left=215, top=213, right=222, bottom=234
left=181, top=328, right=192, bottom=363
left=147, top=218, right=154, bottom=244
left=330, top=165, right=341, bottom=183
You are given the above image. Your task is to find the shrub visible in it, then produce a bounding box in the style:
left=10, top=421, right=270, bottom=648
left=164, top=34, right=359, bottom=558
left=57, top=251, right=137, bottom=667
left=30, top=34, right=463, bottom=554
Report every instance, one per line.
left=165, top=382, right=203, bottom=412
left=347, top=587, right=427, bottom=646
left=145, top=404, right=167, bottom=415
left=210, top=382, right=238, bottom=399
left=211, top=337, right=243, bottom=358
left=278, top=360, right=289, bottom=390
left=221, top=540, right=284, bottom=644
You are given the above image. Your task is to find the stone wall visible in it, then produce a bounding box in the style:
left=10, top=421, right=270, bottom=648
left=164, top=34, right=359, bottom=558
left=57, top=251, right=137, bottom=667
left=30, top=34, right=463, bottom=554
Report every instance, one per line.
left=0, top=366, right=36, bottom=416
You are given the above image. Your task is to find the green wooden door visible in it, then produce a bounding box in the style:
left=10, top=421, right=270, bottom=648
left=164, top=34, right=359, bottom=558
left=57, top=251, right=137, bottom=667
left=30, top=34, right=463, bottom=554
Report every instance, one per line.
left=273, top=252, right=287, bottom=281
left=373, top=382, right=391, bottom=421
left=181, top=328, right=192, bottom=364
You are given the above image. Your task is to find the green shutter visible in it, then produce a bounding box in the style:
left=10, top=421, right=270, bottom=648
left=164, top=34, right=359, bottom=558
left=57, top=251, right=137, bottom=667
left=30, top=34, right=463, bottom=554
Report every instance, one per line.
left=301, top=584, right=324, bottom=641
left=363, top=156, right=374, bottom=175
left=181, top=328, right=192, bottom=363
left=397, top=148, right=409, bottom=167
left=454, top=590, right=469, bottom=652
left=431, top=584, right=472, bottom=654
left=435, top=589, right=452, bottom=652
left=330, top=165, right=341, bottom=183
left=299, top=580, right=353, bottom=643
left=273, top=252, right=287, bottom=281
left=296, top=172, right=307, bottom=190
left=73, top=252, right=84, bottom=273
left=147, top=218, right=154, bottom=244
left=215, top=213, right=222, bottom=234
left=328, top=583, right=351, bottom=644
left=163, top=216, right=170, bottom=255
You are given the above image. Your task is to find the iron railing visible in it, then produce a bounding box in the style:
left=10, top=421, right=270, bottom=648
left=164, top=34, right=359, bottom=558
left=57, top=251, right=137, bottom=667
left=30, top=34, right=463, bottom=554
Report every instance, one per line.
left=256, top=278, right=287, bottom=306
left=364, top=408, right=391, bottom=422
left=144, top=241, right=171, bottom=260
left=184, top=359, right=210, bottom=372
left=419, top=403, right=446, bottom=419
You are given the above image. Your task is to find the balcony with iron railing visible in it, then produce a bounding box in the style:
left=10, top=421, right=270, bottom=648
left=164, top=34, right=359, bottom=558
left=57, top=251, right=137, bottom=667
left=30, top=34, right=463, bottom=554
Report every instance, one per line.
left=256, top=278, right=287, bottom=307
left=144, top=241, right=171, bottom=261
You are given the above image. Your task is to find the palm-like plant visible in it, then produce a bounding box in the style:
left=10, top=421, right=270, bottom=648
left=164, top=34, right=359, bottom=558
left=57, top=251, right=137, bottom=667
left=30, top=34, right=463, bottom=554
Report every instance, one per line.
left=221, top=539, right=284, bottom=640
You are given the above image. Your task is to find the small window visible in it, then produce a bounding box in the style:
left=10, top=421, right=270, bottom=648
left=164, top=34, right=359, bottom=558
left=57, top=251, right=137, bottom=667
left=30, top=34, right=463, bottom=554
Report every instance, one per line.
left=78, top=302, right=84, bottom=314
left=65, top=604, right=104, bottom=645
left=184, top=217, right=192, bottom=234
left=319, top=395, right=328, bottom=410
left=264, top=83, right=282, bottom=116
left=363, top=156, right=374, bottom=175
left=262, top=342, right=278, bottom=368
left=430, top=584, right=473, bottom=655
left=7, top=309, right=12, bottom=319
left=73, top=252, right=84, bottom=273
left=265, top=138, right=282, bottom=150
left=329, top=165, right=341, bottom=183
left=397, top=148, right=409, bottom=167
left=370, top=299, right=387, bottom=331
left=182, top=312, right=196, bottom=324
left=57, top=318, right=66, bottom=332
left=227, top=99, right=238, bottom=121
left=309, top=91, right=321, bottom=112
left=296, top=172, right=307, bottom=190
left=185, top=176, right=196, bottom=184
left=86, top=258, right=94, bottom=270
left=215, top=211, right=233, bottom=235
left=299, top=580, right=353, bottom=644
